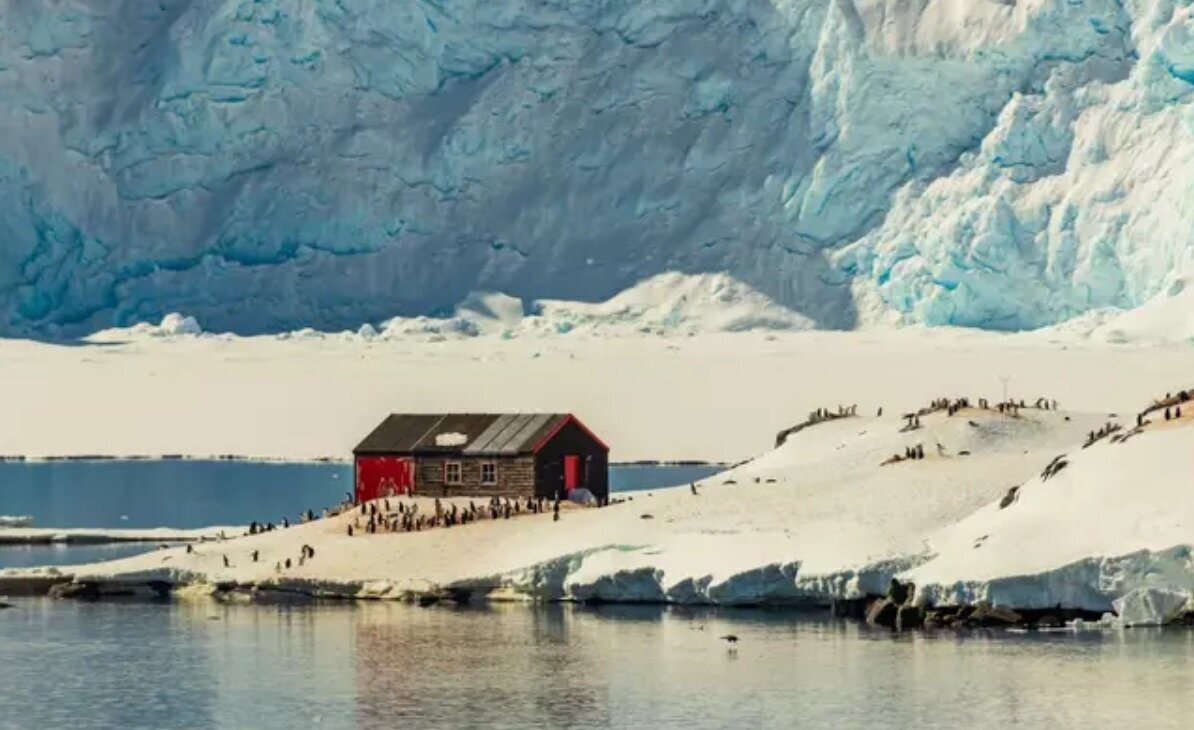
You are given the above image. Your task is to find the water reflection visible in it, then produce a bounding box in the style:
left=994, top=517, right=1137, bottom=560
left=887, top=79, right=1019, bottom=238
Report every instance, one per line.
left=354, top=605, right=612, bottom=730
left=2, top=601, right=1194, bottom=729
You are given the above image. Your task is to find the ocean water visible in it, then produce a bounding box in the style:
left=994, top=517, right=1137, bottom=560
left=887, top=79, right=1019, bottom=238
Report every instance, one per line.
left=0, top=461, right=720, bottom=570
left=0, top=461, right=721, bottom=529
left=0, top=543, right=172, bottom=570
left=1, top=601, right=1193, bottom=730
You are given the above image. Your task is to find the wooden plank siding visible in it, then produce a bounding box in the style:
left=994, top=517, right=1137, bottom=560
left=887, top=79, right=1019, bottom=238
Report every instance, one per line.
left=416, top=455, right=536, bottom=498
left=534, top=419, right=609, bottom=500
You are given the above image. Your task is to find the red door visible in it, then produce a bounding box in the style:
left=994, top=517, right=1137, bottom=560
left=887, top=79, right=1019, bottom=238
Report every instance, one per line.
left=564, top=456, right=580, bottom=492
left=355, top=457, right=414, bottom=503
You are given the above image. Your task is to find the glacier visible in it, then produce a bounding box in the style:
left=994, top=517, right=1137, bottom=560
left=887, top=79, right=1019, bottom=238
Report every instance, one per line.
left=0, top=0, right=1191, bottom=336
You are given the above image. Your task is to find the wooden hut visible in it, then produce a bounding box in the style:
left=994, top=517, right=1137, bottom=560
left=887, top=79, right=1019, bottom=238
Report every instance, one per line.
left=352, top=413, right=609, bottom=503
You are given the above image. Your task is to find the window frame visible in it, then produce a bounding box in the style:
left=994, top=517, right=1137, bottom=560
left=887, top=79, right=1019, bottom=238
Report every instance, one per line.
left=480, top=461, right=498, bottom=486
left=444, top=461, right=463, bottom=485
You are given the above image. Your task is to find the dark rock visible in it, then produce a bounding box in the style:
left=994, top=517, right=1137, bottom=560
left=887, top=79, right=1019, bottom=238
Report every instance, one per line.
left=887, top=578, right=914, bottom=606
left=999, top=486, right=1020, bottom=509
left=968, top=604, right=1023, bottom=628
left=146, top=580, right=173, bottom=599
left=0, top=600, right=13, bottom=609
left=47, top=582, right=101, bottom=601
left=1033, top=614, right=1063, bottom=629
left=866, top=598, right=899, bottom=629
left=896, top=605, right=924, bottom=632
left=832, top=598, right=870, bottom=620
left=445, top=588, right=474, bottom=604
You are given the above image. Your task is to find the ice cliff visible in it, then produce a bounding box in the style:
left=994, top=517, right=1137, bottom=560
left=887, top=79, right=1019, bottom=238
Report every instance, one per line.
left=1, top=0, right=1191, bottom=335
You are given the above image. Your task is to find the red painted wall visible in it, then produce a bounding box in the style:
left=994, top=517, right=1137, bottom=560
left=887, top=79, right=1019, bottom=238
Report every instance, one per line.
left=355, top=456, right=414, bottom=503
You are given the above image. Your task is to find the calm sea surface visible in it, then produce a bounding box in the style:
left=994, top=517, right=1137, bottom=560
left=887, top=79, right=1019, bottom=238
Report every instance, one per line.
left=0, top=461, right=720, bottom=569
left=0, top=461, right=720, bottom=529
left=2, top=601, right=1194, bottom=730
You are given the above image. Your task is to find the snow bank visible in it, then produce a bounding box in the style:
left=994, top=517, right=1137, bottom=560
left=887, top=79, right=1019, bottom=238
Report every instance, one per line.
left=89, top=313, right=203, bottom=342
left=370, top=274, right=814, bottom=340
left=1034, top=276, right=1194, bottom=345
left=907, top=410, right=1194, bottom=613
left=1114, top=588, right=1192, bottom=627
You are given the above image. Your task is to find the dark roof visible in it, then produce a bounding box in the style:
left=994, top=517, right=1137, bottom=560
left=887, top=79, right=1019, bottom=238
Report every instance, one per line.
left=353, top=413, right=580, bottom=456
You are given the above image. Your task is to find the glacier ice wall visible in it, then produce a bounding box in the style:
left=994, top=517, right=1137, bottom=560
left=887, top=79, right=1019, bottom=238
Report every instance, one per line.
left=0, top=0, right=1187, bottom=335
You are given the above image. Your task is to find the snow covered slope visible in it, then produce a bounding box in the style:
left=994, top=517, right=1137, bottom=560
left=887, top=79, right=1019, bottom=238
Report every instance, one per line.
left=0, top=404, right=1106, bottom=604
left=909, top=404, right=1194, bottom=617
left=11, top=394, right=1194, bottom=619
left=1, top=0, right=1190, bottom=335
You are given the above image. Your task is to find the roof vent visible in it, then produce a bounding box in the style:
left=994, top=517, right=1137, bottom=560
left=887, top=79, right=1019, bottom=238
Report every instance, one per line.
left=435, top=432, right=468, bottom=447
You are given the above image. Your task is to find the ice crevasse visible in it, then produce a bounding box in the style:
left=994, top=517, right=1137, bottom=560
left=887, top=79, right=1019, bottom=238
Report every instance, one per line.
left=1, top=0, right=1193, bottom=335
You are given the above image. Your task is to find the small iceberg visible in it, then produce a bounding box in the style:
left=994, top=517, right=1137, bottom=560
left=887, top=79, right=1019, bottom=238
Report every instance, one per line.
left=0, top=515, right=34, bottom=528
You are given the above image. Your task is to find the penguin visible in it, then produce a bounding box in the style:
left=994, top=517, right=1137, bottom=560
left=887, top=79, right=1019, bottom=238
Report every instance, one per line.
left=222, top=555, right=230, bottom=568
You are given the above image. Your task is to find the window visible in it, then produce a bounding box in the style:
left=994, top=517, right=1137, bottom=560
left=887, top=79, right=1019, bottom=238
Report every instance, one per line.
left=480, top=462, right=497, bottom=485
left=444, top=462, right=462, bottom=485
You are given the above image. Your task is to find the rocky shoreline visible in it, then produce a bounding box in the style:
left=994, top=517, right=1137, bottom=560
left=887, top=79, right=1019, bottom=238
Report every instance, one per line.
left=836, top=580, right=1109, bottom=632
left=0, top=573, right=1162, bottom=632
